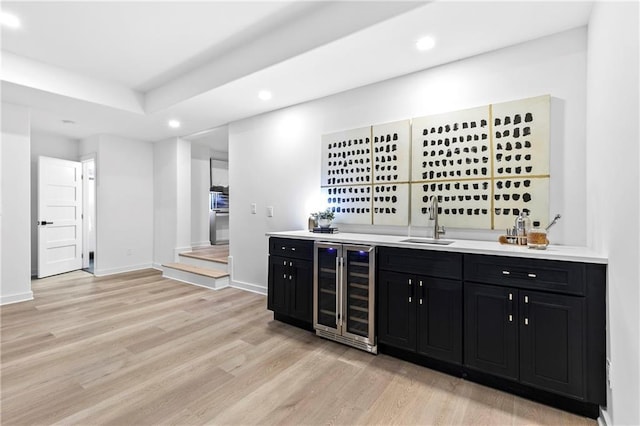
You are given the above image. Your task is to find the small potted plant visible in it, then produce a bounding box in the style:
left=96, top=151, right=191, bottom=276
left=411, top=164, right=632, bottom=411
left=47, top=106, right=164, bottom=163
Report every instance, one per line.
left=313, top=208, right=335, bottom=228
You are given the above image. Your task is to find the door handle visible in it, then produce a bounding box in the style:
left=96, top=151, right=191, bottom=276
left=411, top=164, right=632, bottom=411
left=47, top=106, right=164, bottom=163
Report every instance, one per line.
left=40, top=221, right=54, bottom=225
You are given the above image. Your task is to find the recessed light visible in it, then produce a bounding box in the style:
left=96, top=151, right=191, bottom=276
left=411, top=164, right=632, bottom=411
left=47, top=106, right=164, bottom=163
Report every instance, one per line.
left=258, top=90, right=272, bottom=101
left=1, top=11, right=21, bottom=29
left=168, top=120, right=181, bottom=129
left=416, top=36, right=436, bottom=51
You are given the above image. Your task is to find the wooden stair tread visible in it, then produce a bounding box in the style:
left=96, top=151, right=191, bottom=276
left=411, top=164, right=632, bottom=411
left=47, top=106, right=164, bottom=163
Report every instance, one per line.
left=163, top=263, right=229, bottom=278
left=179, top=252, right=228, bottom=264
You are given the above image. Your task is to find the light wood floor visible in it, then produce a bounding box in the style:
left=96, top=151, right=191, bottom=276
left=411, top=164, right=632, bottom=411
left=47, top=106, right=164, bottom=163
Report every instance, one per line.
left=1, top=269, right=595, bottom=425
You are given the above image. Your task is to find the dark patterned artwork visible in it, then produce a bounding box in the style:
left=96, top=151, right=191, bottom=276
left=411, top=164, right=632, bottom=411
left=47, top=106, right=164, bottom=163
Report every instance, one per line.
left=372, top=120, right=410, bottom=225
left=321, top=95, right=550, bottom=229
left=321, top=127, right=373, bottom=224
left=411, top=105, right=493, bottom=228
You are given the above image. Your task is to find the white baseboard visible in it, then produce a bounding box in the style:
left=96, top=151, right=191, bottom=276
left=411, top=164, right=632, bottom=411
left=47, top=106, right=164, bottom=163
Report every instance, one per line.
left=230, top=279, right=267, bottom=296
left=1, top=291, right=34, bottom=305
left=174, top=246, right=192, bottom=262
left=191, top=241, right=211, bottom=249
left=94, top=263, right=154, bottom=277
left=152, top=262, right=163, bottom=271
left=598, top=406, right=611, bottom=426
left=163, top=267, right=229, bottom=291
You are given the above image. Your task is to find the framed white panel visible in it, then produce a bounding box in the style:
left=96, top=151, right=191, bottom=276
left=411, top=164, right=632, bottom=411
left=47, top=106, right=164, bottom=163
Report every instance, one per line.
left=373, top=183, right=409, bottom=226
left=321, top=127, right=372, bottom=187
left=492, top=94, right=550, bottom=177
left=372, top=120, right=411, bottom=185
left=411, top=105, right=491, bottom=183
left=493, top=177, right=549, bottom=230
left=410, top=180, right=491, bottom=229
left=321, top=185, right=372, bottom=225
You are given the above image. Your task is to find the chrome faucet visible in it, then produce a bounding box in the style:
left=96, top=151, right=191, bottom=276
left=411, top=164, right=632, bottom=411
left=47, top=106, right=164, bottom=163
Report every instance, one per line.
left=430, top=195, right=446, bottom=239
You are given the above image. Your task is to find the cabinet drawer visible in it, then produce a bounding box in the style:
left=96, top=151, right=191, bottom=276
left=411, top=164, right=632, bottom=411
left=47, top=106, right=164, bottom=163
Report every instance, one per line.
left=269, top=237, right=314, bottom=260
left=378, top=247, right=462, bottom=280
left=464, top=254, right=585, bottom=295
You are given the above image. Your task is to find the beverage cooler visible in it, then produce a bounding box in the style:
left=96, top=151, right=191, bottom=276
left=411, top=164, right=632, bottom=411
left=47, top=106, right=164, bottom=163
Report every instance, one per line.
left=314, top=242, right=376, bottom=353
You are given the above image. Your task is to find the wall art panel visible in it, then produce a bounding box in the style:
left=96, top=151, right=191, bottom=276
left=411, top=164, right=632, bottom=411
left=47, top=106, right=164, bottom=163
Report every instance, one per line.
left=492, top=95, right=550, bottom=177
left=321, top=126, right=372, bottom=188
left=320, top=94, right=550, bottom=230
left=372, top=120, right=411, bottom=184
left=411, top=105, right=491, bottom=183
left=493, top=177, right=549, bottom=230
left=410, top=180, right=492, bottom=229
left=321, top=185, right=372, bottom=225
left=373, top=183, right=409, bottom=226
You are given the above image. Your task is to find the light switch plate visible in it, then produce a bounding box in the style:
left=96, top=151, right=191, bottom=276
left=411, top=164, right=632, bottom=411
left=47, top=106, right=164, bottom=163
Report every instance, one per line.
left=251, top=203, right=257, bottom=214
left=267, top=206, right=274, bottom=217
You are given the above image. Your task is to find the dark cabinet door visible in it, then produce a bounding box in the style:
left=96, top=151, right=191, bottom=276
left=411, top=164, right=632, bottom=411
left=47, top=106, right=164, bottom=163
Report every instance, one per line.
left=268, top=255, right=290, bottom=314
left=377, top=270, right=416, bottom=351
left=519, top=290, right=585, bottom=398
left=417, top=277, right=462, bottom=364
left=289, top=259, right=313, bottom=323
left=464, top=282, right=518, bottom=381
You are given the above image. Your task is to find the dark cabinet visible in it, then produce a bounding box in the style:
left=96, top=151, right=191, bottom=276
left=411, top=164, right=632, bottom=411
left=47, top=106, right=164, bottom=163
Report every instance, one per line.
left=417, top=277, right=462, bottom=364
left=464, top=282, right=519, bottom=380
left=464, top=254, right=601, bottom=403
left=519, top=290, right=585, bottom=398
left=378, top=270, right=415, bottom=351
left=378, top=247, right=463, bottom=364
left=267, top=238, right=314, bottom=327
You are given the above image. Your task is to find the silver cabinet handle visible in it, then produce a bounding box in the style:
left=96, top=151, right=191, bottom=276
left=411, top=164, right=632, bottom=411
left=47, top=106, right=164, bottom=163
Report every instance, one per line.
left=528, top=273, right=537, bottom=278
left=281, top=246, right=286, bottom=250
left=291, top=247, right=296, bottom=251
left=289, top=275, right=292, bottom=280
left=502, top=270, right=510, bottom=275
left=283, top=260, right=286, bottom=266
left=283, top=274, right=287, bottom=279
left=524, top=318, right=529, bottom=326
left=509, top=314, right=513, bottom=322
left=289, top=262, right=293, bottom=267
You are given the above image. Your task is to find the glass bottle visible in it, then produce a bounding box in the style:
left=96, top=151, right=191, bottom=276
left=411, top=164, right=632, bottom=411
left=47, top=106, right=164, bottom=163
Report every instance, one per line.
left=527, top=221, right=548, bottom=249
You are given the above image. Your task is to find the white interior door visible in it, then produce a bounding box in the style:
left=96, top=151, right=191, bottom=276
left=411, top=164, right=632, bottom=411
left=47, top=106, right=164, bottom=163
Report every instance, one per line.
left=38, top=156, right=83, bottom=278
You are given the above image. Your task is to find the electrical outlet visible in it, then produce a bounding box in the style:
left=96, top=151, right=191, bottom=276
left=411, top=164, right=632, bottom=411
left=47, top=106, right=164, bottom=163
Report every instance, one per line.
left=250, top=203, right=257, bottom=214
left=267, top=206, right=274, bottom=217
left=606, top=358, right=612, bottom=389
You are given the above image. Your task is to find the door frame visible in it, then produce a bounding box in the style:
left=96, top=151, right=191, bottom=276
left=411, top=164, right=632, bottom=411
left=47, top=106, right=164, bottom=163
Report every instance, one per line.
left=81, top=153, right=97, bottom=273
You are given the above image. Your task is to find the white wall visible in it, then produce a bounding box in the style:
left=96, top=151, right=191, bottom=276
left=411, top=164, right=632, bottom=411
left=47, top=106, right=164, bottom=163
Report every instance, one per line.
left=176, top=138, right=191, bottom=253
left=228, top=28, right=588, bottom=293
left=153, top=139, right=178, bottom=267
left=191, top=143, right=211, bottom=247
left=79, top=134, right=154, bottom=276
left=153, top=138, right=191, bottom=266
left=1, top=103, right=33, bottom=304
left=29, top=132, right=80, bottom=275
left=211, top=159, right=229, bottom=187
left=586, top=2, right=640, bottom=425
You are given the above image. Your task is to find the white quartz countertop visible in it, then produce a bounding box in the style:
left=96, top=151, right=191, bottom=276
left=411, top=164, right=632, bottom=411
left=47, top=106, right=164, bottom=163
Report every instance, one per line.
left=266, top=230, right=608, bottom=264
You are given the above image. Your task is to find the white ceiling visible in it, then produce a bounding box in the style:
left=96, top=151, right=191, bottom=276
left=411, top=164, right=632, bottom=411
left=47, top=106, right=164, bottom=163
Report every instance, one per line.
left=1, top=1, right=593, bottom=149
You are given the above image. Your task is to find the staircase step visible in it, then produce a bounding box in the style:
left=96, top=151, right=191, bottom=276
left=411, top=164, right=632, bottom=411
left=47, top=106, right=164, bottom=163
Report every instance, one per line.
left=162, top=263, right=229, bottom=290
left=178, top=254, right=228, bottom=271
left=180, top=251, right=228, bottom=264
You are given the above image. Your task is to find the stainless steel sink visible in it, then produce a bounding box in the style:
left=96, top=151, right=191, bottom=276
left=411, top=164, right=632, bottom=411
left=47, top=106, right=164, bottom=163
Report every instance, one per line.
left=400, top=238, right=455, bottom=245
